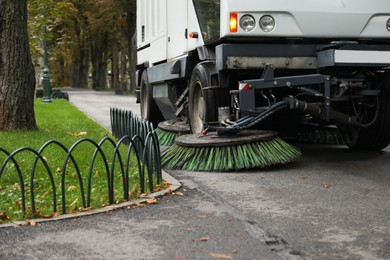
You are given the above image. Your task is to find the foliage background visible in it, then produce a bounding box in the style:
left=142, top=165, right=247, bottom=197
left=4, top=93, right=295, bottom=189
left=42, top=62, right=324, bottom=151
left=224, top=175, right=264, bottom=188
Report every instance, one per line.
left=28, top=0, right=136, bottom=92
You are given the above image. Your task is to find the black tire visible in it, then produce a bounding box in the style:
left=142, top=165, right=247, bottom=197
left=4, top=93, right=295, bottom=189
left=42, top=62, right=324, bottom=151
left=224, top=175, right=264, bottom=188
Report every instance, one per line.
left=140, top=70, right=163, bottom=128
left=188, top=64, right=216, bottom=133
left=344, top=76, right=390, bottom=150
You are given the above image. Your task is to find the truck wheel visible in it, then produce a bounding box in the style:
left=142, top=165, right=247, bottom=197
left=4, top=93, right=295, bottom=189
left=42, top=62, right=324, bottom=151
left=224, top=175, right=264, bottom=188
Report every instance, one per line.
left=343, top=76, right=390, bottom=150
left=140, top=70, right=163, bottom=128
left=188, top=64, right=216, bottom=133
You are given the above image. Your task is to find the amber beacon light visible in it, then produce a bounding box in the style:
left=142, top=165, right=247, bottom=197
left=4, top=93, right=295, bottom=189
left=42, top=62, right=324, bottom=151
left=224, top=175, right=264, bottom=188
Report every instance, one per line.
left=230, top=12, right=238, bottom=32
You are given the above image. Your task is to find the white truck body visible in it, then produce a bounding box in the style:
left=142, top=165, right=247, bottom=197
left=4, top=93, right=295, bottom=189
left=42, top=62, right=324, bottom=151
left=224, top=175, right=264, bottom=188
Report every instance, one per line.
left=136, top=0, right=390, bottom=150
left=138, top=0, right=390, bottom=64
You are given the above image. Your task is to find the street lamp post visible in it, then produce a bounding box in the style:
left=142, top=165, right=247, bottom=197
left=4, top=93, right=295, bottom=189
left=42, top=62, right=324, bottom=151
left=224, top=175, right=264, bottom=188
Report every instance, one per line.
left=42, top=18, right=52, bottom=103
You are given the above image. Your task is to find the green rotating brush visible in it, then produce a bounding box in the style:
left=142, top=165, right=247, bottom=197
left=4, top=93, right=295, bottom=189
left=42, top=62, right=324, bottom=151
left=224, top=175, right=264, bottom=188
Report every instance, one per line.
left=161, top=130, right=301, bottom=172
left=155, top=119, right=190, bottom=146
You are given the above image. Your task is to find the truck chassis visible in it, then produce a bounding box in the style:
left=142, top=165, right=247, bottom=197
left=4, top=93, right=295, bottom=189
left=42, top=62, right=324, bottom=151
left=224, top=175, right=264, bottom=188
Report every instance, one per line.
left=136, top=0, right=390, bottom=150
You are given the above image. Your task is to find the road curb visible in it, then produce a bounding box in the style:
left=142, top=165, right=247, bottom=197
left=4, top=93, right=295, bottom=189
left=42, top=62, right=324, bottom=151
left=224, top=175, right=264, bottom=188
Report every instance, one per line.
left=0, top=170, right=181, bottom=229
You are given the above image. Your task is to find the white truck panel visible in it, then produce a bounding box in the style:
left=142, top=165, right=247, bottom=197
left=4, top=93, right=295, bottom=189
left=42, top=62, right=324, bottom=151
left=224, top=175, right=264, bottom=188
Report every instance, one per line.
left=137, top=36, right=167, bottom=66
left=167, top=0, right=188, bottom=60
left=187, top=0, right=204, bottom=52
left=137, top=0, right=204, bottom=64
left=334, top=50, right=390, bottom=64
left=221, top=0, right=390, bottom=38
left=137, top=0, right=167, bottom=65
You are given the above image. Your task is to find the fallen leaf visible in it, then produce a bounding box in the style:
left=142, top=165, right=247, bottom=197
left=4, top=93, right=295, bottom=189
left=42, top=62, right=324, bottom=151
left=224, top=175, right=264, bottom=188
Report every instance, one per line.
left=78, top=131, right=87, bottom=136
left=165, top=189, right=173, bottom=195
left=52, top=212, right=61, bottom=217
left=301, top=176, right=308, bottom=180
left=171, top=256, right=186, bottom=260
left=154, top=185, right=163, bottom=192
left=209, top=253, right=232, bottom=259
left=56, top=167, right=61, bottom=173
left=35, top=212, right=53, bottom=219
left=70, top=198, right=79, bottom=206
left=146, top=198, right=158, bottom=204
left=26, top=220, right=37, bottom=226
left=39, top=190, right=50, bottom=199
left=139, top=193, right=148, bottom=198
left=68, top=186, right=77, bottom=191
left=323, top=183, right=331, bottom=189
left=198, top=216, right=209, bottom=220
left=360, top=189, right=369, bottom=193
left=174, top=191, right=184, bottom=196
left=230, top=250, right=238, bottom=254
left=0, top=211, right=10, bottom=220
left=200, top=236, right=210, bottom=241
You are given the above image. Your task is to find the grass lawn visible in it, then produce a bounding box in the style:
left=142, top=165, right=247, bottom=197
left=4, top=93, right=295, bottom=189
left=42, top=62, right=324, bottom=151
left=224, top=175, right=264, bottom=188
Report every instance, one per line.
left=0, top=99, right=153, bottom=223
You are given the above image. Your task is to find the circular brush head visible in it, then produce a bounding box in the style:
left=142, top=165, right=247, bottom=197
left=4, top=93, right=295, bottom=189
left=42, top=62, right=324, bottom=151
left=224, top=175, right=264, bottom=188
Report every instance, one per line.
left=156, top=120, right=190, bottom=146
left=161, top=130, right=301, bottom=172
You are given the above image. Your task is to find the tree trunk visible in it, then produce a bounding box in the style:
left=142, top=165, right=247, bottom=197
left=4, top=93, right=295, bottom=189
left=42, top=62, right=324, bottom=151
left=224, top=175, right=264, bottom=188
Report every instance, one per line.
left=0, top=0, right=37, bottom=130
left=112, top=34, right=120, bottom=93
left=126, top=6, right=137, bottom=93
left=71, top=46, right=89, bottom=88
left=120, top=31, right=128, bottom=92
left=91, top=33, right=108, bottom=91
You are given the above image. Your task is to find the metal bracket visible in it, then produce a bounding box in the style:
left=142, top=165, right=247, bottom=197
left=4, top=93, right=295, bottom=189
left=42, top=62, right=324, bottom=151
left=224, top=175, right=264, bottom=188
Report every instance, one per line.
left=237, top=65, right=333, bottom=118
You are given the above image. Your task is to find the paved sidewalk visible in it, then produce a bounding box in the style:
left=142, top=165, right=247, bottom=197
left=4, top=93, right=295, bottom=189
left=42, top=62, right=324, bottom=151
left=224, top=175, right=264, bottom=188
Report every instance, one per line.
left=66, top=88, right=140, bottom=131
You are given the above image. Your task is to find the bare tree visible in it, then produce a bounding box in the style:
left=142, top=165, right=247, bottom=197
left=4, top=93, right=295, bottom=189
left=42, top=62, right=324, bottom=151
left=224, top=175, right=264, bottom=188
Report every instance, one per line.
left=0, top=0, right=37, bottom=130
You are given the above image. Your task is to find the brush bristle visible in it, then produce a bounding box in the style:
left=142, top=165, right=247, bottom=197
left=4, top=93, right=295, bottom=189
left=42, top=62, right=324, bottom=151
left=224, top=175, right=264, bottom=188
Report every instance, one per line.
left=280, top=126, right=344, bottom=145
left=161, top=137, right=301, bottom=171
left=155, top=128, right=178, bottom=146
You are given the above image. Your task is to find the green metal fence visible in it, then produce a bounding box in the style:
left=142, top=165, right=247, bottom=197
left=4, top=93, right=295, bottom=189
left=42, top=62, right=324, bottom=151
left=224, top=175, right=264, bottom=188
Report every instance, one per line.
left=0, top=108, right=161, bottom=219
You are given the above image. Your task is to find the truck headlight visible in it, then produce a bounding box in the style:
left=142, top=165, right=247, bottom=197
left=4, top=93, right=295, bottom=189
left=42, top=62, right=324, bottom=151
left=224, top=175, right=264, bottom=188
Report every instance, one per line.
left=240, top=15, right=256, bottom=32
left=260, top=15, right=275, bottom=32
left=387, top=18, right=390, bottom=32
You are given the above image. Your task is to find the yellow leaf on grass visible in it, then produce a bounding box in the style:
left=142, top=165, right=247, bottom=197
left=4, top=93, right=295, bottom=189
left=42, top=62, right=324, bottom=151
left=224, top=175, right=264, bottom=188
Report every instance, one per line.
left=40, top=190, right=50, bottom=199
left=0, top=211, right=10, bottom=220
left=70, top=198, right=79, bottom=206
left=200, top=236, right=210, bottom=241
left=67, top=186, right=77, bottom=191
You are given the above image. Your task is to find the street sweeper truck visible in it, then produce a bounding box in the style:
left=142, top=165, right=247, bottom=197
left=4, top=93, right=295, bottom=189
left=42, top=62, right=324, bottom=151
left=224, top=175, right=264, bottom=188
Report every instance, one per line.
left=136, top=0, right=390, bottom=150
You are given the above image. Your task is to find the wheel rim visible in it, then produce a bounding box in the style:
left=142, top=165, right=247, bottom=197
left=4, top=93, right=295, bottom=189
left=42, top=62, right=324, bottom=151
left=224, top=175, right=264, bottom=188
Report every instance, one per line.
left=140, top=81, right=149, bottom=120
left=191, top=81, right=205, bottom=133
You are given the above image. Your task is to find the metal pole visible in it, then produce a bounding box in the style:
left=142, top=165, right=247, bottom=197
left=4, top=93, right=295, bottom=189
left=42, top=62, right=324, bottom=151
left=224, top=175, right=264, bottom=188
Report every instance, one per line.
left=42, top=17, right=52, bottom=103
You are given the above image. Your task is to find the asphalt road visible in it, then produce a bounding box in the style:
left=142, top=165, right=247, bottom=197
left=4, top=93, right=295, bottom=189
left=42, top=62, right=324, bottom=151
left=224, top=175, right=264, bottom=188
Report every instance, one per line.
left=0, top=89, right=389, bottom=259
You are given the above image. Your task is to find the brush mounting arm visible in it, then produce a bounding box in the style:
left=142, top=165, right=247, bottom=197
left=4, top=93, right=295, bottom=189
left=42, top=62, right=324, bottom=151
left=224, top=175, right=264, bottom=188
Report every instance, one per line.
left=285, top=97, right=358, bottom=126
